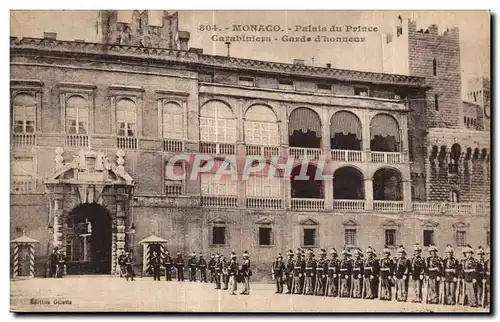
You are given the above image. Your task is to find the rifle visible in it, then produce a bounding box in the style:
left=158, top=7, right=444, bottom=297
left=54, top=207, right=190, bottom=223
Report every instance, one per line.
left=481, top=279, right=486, bottom=308
left=350, top=274, right=354, bottom=298
left=424, top=277, right=429, bottom=304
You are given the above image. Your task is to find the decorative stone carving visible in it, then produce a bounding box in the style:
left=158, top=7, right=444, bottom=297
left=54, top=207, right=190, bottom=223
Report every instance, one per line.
left=54, top=147, right=64, bottom=170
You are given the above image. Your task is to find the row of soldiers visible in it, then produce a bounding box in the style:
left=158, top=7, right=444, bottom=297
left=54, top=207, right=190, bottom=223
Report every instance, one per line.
left=134, top=250, right=252, bottom=295
left=271, top=243, right=489, bottom=308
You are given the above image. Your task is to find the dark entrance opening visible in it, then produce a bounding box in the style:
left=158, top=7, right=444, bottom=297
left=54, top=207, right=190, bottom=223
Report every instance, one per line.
left=66, top=203, right=112, bottom=274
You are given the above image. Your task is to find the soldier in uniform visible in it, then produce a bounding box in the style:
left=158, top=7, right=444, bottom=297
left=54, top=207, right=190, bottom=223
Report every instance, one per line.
left=164, top=251, right=173, bottom=281
left=314, top=249, right=327, bottom=296
left=198, top=253, right=208, bottom=283
left=363, top=246, right=379, bottom=299
left=394, top=246, right=411, bottom=302
left=208, top=254, right=216, bottom=283
left=339, top=249, right=352, bottom=298
left=303, top=249, right=316, bottom=295
left=240, top=251, right=251, bottom=295
left=55, top=248, right=66, bottom=278
left=117, top=250, right=127, bottom=278
left=48, top=246, right=58, bottom=278
left=476, top=246, right=489, bottom=308
left=442, top=245, right=459, bottom=305
left=213, top=254, right=222, bottom=289
left=410, top=243, right=426, bottom=303
left=150, top=251, right=163, bottom=281
left=221, top=255, right=229, bottom=290
left=175, top=251, right=185, bottom=282
left=326, top=248, right=340, bottom=297
left=228, top=252, right=238, bottom=295
left=124, top=251, right=135, bottom=281
left=272, top=253, right=286, bottom=294
left=284, top=250, right=295, bottom=294
left=351, top=248, right=364, bottom=298
left=292, top=250, right=304, bottom=294
left=188, top=252, right=197, bottom=282
left=461, top=245, right=478, bottom=307
left=425, top=245, right=442, bottom=304
left=379, top=248, right=394, bottom=301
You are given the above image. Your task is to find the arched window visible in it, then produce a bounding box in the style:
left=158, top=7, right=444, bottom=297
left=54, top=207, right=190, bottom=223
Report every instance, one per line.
left=288, top=107, right=322, bottom=148
left=449, top=143, right=461, bottom=174
left=291, top=163, right=323, bottom=199
left=200, top=101, right=235, bottom=143
left=200, top=158, right=237, bottom=196
left=116, top=98, right=136, bottom=137
left=246, top=162, right=281, bottom=198
left=245, top=105, right=279, bottom=146
left=66, top=95, right=89, bottom=134
left=450, top=190, right=459, bottom=203
left=12, top=94, right=36, bottom=133
left=162, top=102, right=183, bottom=139
left=333, top=167, right=364, bottom=200
left=373, top=167, right=403, bottom=201
left=330, top=111, right=362, bottom=150
left=370, top=114, right=400, bottom=152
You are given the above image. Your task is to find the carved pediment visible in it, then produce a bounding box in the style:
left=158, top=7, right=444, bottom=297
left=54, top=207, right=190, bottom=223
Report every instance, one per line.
left=255, top=217, right=274, bottom=225
left=381, top=219, right=400, bottom=228
left=342, top=219, right=359, bottom=227
left=209, top=216, right=228, bottom=225
left=452, top=221, right=470, bottom=229
left=422, top=219, right=439, bottom=228
left=300, top=218, right=318, bottom=226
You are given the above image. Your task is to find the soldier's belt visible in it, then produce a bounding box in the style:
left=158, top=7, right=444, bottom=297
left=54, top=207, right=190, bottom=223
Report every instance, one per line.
left=317, top=268, right=323, bottom=270
left=429, top=267, right=438, bottom=271
left=340, top=269, right=348, bottom=272
left=464, top=269, right=475, bottom=272
left=328, top=268, right=336, bottom=270
left=305, top=268, right=313, bottom=270
left=364, top=267, right=373, bottom=270
left=445, top=269, right=456, bottom=272
left=380, top=268, right=390, bottom=271
left=353, top=268, right=360, bottom=271
left=294, top=266, right=301, bottom=269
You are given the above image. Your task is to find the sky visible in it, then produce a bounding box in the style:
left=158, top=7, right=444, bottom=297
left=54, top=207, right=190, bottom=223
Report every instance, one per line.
left=10, top=10, right=490, bottom=97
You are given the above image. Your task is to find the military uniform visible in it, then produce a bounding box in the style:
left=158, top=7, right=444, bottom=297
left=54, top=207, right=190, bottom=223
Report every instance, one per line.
left=351, top=249, right=364, bottom=298
left=213, top=255, right=222, bottom=289
left=379, top=249, right=394, bottom=301
left=303, top=250, right=317, bottom=295
left=363, top=247, right=379, bottom=299
left=314, top=249, right=328, bottom=296
left=124, top=252, right=135, bottom=281
left=425, top=246, right=442, bottom=304
left=150, top=252, right=163, bottom=281
left=55, top=250, right=66, bottom=278
left=228, top=253, right=238, bottom=295
left=117, top=251, right=127, bottom=277
left=339, top=250, right=352, bottom=298
left=164, top=252, right=173, bottom=281
left=476, top=247, right=489, bottom=308
left=48, top=248, right=58, bottom=278
left=272, top=254, right=286, bottom=294
left=442, top=245, right=459, bottom=305
left=221, top=256, right=229, bottom=290
left=326, top=249, right=340, bottom=297
left=208, top=255, right=216, bottom=283
left=284, top=251, right=295, bottom=294
left=188, top=252, right=198, bottom=282
left=410, top=244, right=426, bottom=303
left=394, top=246, right=411, bottom=302
left=292, top=251, right=304, bottom=294
left=461, top=245, right=478, bottom=307
left=240, top=251, right=251, bottom=295
left=175, top=252, right=185, bottom=281
left=198, top=254, right=208, bottom=283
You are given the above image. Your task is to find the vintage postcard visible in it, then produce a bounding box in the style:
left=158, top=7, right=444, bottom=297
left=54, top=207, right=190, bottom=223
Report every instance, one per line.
left=9, top=10, right=490, bottom=313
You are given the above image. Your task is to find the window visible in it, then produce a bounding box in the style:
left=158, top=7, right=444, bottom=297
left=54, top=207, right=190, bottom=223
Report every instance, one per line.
left=66, top=95, right=89, bottom=134
left=316, top=83, right=332, bottom=93
left=258, top=227, right=272, bottom=246
left=162, top=102, right=183, bottom=139
left=212, top=226, right=226, bottom=245
left=450, top=190, right=459, bottom=203
left=434, top=94, right=439, bottom=111
left=423, top=229, right=434, bottom=247
left=238, top=76, right=255, bottom=87
left=278, top=79, right=294, bottom=90
left=354, top=87, right=369, bottom=96
left=201, top=174, right=237, bottom=196
left=244, top=105, right=279, bottom=146
left=303, top=228, right=317, bottom=247
left=455, top=230, right=466, bottom=247
left=116, top=98, right=136, bottom=137
left=385, top=229, right=396, bottom=246
left=246, top=176, right=281, bottom=198
left=200, top=101, right=236, bottom=143
left=12, top=94, right=36, bottom=134
left=345, top=229, right=357, bottom=247
left=11, top=158, right=34, bottom=193
left=165, top=161, right=185, bottom=195
left=432, top=59, right=437, bottom=76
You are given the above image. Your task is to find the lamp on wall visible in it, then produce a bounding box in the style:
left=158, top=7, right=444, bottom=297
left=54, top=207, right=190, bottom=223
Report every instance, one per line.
left=130, top=224, right=136, bottom=235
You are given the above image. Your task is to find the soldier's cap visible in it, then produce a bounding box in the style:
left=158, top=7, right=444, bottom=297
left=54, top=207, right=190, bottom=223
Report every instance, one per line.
left=199, top=253, right=203, bottom=256
left=352, top=248, right=362, bottom=256
left=53, top=246, right=59, bottom=251
left=330, top=248, right=338, bottom=255
left=365, top=247, right=374, bottom=254
left=445, top=245, right=454, bottom=253
left=295, top=249, right=301, bottom=255
left=231, top=254, right=237, bottom=259
left=215, top=254, right=220, bottom=258
left=462, top=246, right=474, bottom=254
left=211, top=254, right=215, bottom=258
left=383, top=248, right=391, bottom=255
left=287, top=250, right=294, bottom=256
left=398, top=246, right=406, bottom=254
left=277, top=253, right=283, bottom=259
left=476, top=246, right=485, bottom=255
left=320, top=249, right=327, bottom=255
left=342, top=249, right=351, bottom=256
left=428, top=245, right=438, bottom=252
left=243, top=251, right=249, bottom=257
left=413, top=243, right=422, bottom=252
left=177, top=251, right=181, bottom=255
left=191, top=252, right=196, bottom=256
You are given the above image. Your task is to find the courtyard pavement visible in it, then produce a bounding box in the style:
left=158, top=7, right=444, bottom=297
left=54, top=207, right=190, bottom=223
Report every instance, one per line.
left=10, top=276, right=489, bottom=313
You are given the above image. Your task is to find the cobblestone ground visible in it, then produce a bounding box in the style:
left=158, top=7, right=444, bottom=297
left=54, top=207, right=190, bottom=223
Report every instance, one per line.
left=10, top=276, right=489, bottom=313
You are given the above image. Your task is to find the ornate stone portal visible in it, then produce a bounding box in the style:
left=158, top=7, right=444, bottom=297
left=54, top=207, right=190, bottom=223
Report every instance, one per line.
left=44, top=148, right=135, bottom=274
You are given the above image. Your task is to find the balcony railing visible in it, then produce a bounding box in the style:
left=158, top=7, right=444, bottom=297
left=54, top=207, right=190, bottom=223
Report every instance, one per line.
left=373, top=200, right=404, bottom=212
left=413, top=202, right=490, bottom=215
left=12, top=133, right=36, bottom=146
left=289, top=147, right=323, bottom=161
left=291, top=198, right=325, bottom=210
left=163, top=139, right=184, bottom=152
left=412, top=202, right=441, bottom=214
left=333, top=199, right=366, bottom=211
left=11, top=180, right=35, bottom=194
left=246, top=197, right=283, bottom=209
left=331, top=149, right=363, bottom=162
left=371, top=151, right=402, bottom=163
left=165, top=184, right=183, bottom=196
left=201, top=195, right=238, bottom=208
left=245, top=145, right=280, bottom=158
left=66, top=134, right=89, bottom=147
left=200, top=142, right=236, bottom=155
left=117, top=136, right=137, bottom=150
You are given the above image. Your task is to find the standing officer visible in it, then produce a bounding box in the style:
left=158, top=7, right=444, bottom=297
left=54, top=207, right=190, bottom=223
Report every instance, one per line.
left=175, top=251, right=185, bottom=282
left=188, top=252, right=197, bottom=282
left=164, top=251, right=173, bottom=281
left=315, top=249, right=327, bottom=296
left=55, top=248, right=66, bottom=278
left=442, top=245, right=459, bottom=305
left=326, top=248, right=340, bottom=297
left=198, top=253, right=208, bottom=283
left=379, top=247, right=394, bottom=301
left=272, top=253, right=286, bottom=294
left=221, top=255, right=229, bottom=290
left=363, top=246, right=379, bottom=299
left=48, top=246, right=58, bottom=278
left=213, top=254, right=222, bottom=289
left=150, top=251, right=162, bottom=281
left=394, top=246, right=411, bottom=302
left=461, top=245, right=478, bottom=307
left=228, top=252, right=238, bottom=295
left=124, top=251, right=135, bottom=281
left=284, top=250, right=295, bottom=294
left=240, top=251, right=251, bottom=295
left=339, top=249, right=352, bottom=298
left=117, top=250, right=127, bottom=277
left=410, top=244, right=426, bottom=303
left=351, top=248, right=364, bottom=299
left=208, top=254, right=216, bottom=283
left=476, top=246, right=489, bottom=308
left=426, top=245, right=442, bottom=304
left=303, top=249, right=316, bottom=295
left=292, top=250, right=304, bottom=294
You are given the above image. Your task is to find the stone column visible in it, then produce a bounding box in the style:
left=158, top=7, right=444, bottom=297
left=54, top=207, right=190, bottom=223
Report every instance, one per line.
left=52, top=197, right=64, bottom=250
left=114, top=198, right=127, bottom=274
left=362, top=112, right=372, bottom=162
left=400, top=116, right=409, bottom=162
left=403, top=179, right=412, bottom=212
left=364, top=178, right=373, bottom=211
